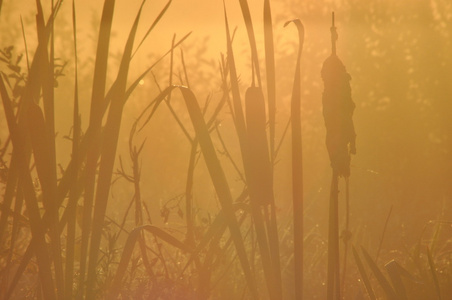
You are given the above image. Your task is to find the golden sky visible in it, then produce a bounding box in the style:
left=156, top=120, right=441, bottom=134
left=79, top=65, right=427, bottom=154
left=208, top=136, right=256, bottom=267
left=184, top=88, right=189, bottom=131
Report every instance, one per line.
left=73, top=0, right=265, bottom=57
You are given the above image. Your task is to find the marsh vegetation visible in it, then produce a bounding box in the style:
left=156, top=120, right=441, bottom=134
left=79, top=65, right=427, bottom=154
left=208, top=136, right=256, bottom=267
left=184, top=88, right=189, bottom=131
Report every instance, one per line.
left=0, top=0, right=451, bottom=299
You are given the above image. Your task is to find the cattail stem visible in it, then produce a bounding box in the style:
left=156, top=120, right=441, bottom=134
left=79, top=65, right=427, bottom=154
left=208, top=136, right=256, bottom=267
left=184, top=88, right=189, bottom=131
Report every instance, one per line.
left=327, top=171, right=341, bottom=300
left=341, top=177, right=350, bottom=296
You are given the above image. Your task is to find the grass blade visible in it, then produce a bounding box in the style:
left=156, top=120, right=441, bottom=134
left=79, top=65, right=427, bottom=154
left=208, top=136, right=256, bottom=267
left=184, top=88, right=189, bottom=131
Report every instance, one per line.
left=185, top=140, right=198, bottom=245
left=0, top=74, right=56, bottom=300
left=178, top=86, right=258, bottom=299
left=285, top=18, right=305, bottom=300
left=385, top=260, right=409, bottom=300
left=107, top=225, right=191, bottom=298
left=0, top=143, right=19, bottom=249
left=361, top=246, right=397, bottom=300
left=237, top=0, right=261, bottom=86
left=35, top=4, right=64, bottom=295
left=79, top=0, right=116, bottom=296
left=263, top=0, right=276, bottom=163
left=132, top=0, right=172, bottom=58
left=65, top=1, right=80, bottom=298
left=427, top=247, right=442, bottom=300
left=86, top=2, right=144, bottom=297
left=352, top=246, right=376, bottom=300
left=223, top=4, right=246, bottom=140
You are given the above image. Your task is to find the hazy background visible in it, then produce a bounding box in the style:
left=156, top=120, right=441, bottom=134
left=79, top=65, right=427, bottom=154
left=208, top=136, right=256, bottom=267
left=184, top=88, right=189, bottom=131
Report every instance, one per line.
left=1, top=0, right=451, bottom=290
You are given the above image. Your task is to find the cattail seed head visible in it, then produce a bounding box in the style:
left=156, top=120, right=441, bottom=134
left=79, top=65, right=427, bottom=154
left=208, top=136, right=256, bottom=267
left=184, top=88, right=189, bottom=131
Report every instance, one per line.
left=321, top=54, right=356, bottom=177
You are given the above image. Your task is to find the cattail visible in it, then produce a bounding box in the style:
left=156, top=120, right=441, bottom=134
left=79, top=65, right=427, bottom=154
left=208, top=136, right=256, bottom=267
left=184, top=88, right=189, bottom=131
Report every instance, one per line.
left=245, top=86, right=273, bottom=206
left=321, top=13, right=356, bottom=178
left=322, top=12, right=356, bottom=300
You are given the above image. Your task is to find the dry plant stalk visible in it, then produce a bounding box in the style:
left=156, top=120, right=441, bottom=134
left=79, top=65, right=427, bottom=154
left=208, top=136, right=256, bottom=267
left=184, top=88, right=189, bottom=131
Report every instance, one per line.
left=321, top=12, right=356, bottom=300
left=285, top=18, right=305, bottom=300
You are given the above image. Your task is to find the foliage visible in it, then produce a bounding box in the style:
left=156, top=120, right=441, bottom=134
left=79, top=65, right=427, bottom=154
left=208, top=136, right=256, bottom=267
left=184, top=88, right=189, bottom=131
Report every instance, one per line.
left=0, top=0, right=451, bottom=299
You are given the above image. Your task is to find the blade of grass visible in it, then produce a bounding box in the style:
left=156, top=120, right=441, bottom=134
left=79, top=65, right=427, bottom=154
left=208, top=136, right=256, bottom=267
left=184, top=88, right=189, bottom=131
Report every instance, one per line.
left=78, top=0, right=116, bottom=296
left=352, top=246, right=376, bottom=300
left=132, top=0, right=172, bottom=58
left=237, top=0, right=261, bottom=86
left=385, top=260, right=408, bottom=300
left=263, top=0, right=276, bottom=163
left=180, top=49, right=190, bottom=88
left=107, top=224, right=191, bottom=298
left=198, top=203, right=250, bottom=299
left=223, top=3, right=247, bottom=148
left=1, top=74, right=56, bottom=300
left=375, top=205, right=393, bottom=262
left=20, top=16, right=30, bottom=72
left=361, top=246, right=397, bottom=300
left=427, top=247, right=442, bottom=300
left=0, top=152, right=20, bottom=299
left=1, top=3, right=58, bottom=293
left=225, top=4, right=283, bottom=298
left=178, top=86, right=258, bottom=299
left=65, top=1, right=80, bottom=298
left=6, top=180, right=25, bottom=262
left=53, top=31, right=190, bottom=216
left=168, top=34, right=175, bottom=103
left=285, top=18, right=305, bottom=300
left=0, top=143, right=19, bottom=247
left=185, top=139, right=198, bottom=246
left=27, top=102, right=64, bottom=296
left=35, top=3, right=64, bottom=295
left=127, top=120, right=157, bottom=280
left=86, top=2, right=144, bottom=297
left=180, top=199, right=250, bottom=278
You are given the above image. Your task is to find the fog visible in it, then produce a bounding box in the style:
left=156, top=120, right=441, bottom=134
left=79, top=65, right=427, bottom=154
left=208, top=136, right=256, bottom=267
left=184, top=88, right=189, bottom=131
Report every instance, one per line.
left=0, top=0, right=451, bottom=299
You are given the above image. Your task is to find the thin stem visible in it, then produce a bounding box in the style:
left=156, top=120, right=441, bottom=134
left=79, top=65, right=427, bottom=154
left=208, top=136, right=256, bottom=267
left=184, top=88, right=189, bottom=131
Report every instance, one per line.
left=340, top=177, right=351, bottom=297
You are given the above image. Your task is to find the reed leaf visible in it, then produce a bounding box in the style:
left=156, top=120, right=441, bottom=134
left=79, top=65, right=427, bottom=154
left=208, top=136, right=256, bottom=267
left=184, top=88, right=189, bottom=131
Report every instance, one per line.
left=223, top=4, right=247, bottom=149
left=263, top=0, right=276, bottom=162
left=178, top=199, right=248, bottom=277
left=385, top=260, right=415, bottom=300
left=185, top=140, right=198, bottom=245
left=108, top=225, right=191, bottom=298
left=0, top=142, right=19, bottom=248
left=132, top=0, right=172, bottom=58
left=86, top=2, right=144, bottom=297
left=352, top=246, right=376, bottom=300
left=427, top=247, right=442, bottom=300
left=79, top=0, right=116, bottom=296
left=65, top=1, right=80, bottom=298
left=0, top=74, right=56, bottom=300
left=0, top=4, right=58, bottom=293
left=35, top=1, right=64, bottom=295
left=178, top=86, right=258, bottom=299
left=54, top=33, right=190, bottom=216
left=237, top=0, right=261, bottom=86
left=284, top=19, right=304, bottom=299
left=285, top=18, right=305, bottom=300
left=361, top=246, right=397, bottom=300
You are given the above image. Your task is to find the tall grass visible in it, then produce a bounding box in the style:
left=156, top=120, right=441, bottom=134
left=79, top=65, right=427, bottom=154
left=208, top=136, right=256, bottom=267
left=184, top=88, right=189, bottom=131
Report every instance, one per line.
left=0, top=0, right=289, bottom=297
left=0, top=0, right=186, bottom=298
left=1, top=1, right=450, bottom=299
left=285, top=18, right=305, bottom=300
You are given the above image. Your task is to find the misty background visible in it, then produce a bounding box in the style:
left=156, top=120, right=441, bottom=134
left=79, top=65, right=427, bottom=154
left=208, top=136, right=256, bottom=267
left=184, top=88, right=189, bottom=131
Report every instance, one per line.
left=0, top=0, right=451, bottom=296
